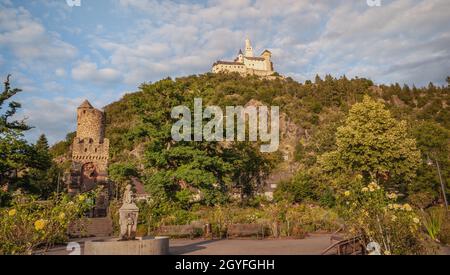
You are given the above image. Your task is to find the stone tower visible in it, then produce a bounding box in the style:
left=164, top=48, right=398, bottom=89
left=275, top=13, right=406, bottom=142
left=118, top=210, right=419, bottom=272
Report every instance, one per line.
left=245, top=38, right=254, bottom=57
left=261, top=50, right=273, bottom=71
left=67, top=100, right=111, bottom=217
left=76, top=100, right=106, bottom=142
left=237, top=49, right=244, bottom=62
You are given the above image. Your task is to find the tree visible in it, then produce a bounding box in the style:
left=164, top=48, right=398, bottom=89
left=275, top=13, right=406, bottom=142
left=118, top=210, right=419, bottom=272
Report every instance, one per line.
left=224, top=142, right=277, bottom=202
left=0, top=75, right=30, bottom=133
left=320, top=95, right=421, bottom=189
left=273, top=171, right=314, bottom=203
left=108, top=162, right=138, bottom=200
left=0, top=75, right=33, bottom=190
left=49, top=132, right=75, bottom=158
left=32, top=134, right=52, bottom=170
left=35, top=134, right=49, bottom=152
left=409, top=121, right=450, bottom=206
left=412, top=121, right=449, bottom=162
left=25, top=134, right=56, bottom=198
left=0, top=76, right=56, bottom=200
left=314, top=74, right=322, bottom=84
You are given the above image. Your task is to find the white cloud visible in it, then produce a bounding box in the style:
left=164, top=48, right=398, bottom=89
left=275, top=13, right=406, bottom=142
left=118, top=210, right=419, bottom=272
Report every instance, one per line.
left=19, top=97, right=79, bottom=144
left=71, top=61, right=122, bottom=84
left=111, top=0, right=450, bottom=86
left=0, top=5, right=77, bottom=64
left=55, top=68, right=66, bottom=77
left=3, top=0, right=450, bottom=144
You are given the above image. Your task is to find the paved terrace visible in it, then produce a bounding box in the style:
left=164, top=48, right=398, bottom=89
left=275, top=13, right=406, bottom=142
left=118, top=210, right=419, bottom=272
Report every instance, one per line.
left=40, top=233, right=334, bottom=255
left=39, top=234, right=450, bottom=255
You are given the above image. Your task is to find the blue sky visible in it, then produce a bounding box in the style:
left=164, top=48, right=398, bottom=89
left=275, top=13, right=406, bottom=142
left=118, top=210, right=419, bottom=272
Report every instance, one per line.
left=0, top=0, right=449, bottom=144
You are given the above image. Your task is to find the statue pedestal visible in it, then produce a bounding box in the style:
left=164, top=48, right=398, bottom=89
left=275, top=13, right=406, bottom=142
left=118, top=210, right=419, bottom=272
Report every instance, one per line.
left=119, top=203, right=139, bottom=240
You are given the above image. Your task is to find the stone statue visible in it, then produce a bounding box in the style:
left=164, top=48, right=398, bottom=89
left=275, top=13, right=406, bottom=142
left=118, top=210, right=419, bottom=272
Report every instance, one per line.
left=123, top=184, right=133, bottom=204
left=119, top=184, right=139, bottom=240
left=126, top=213, right=135, bottom=237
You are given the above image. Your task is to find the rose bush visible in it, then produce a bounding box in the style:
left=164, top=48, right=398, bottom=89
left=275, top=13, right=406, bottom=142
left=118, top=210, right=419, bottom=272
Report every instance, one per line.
left=0, top=191, right=96, bottom=255
left=336, top=175, right=426, bottom=255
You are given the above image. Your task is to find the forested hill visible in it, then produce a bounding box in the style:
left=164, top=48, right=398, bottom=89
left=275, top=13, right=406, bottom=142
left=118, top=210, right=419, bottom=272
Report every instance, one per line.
left=103, top=73, right=449, bottom=160
left=53, top=73, right=449, bottom=206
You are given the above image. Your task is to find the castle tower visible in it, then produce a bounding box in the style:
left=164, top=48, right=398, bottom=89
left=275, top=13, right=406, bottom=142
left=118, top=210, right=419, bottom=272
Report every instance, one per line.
left=237, top=49, right=244, bottom=62
left=245, top=38, right=254, bottom=57
left=67, top=100, right=111, bottom=217
left=261, top=50, right=273, bottom=72
left=76, top=100, right=105, bottom=142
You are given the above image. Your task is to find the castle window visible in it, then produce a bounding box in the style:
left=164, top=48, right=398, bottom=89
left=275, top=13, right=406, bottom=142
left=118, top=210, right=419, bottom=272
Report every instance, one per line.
left=95, top=148, right=98, bottom=153
left=84, top=148, right=87, bottom=152
left=83, top=110, right=86, bottom=114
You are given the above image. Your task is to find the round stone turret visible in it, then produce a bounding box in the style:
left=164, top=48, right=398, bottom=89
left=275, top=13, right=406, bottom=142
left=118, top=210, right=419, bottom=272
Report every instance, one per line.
left=76, top=100, right=105, bottom=143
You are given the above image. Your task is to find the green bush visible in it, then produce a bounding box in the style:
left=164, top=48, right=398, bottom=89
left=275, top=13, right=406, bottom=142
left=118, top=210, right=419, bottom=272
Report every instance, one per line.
left=336, top=177, right=426, bottom=255
left=422, top=207, right=445, bottom=242
left=0, top=191, right=96, bottom=255
left=274, top=172, right=315, bottom=203
left=438, top=212, right=450, bottom=245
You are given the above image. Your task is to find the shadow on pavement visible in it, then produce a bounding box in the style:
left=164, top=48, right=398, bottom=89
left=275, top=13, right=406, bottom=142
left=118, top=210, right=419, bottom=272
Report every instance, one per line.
left=170, top=239, right=221, bottom=255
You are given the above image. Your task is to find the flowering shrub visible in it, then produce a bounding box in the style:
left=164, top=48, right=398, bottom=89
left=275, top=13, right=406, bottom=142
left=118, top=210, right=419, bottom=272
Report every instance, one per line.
left=260, top=201, right=340, bottom=238
left=337, top=176, right=426, bottom=255
left=287, top=204, right=340, bottom=233
left=0, top=192, right=96, bottom=255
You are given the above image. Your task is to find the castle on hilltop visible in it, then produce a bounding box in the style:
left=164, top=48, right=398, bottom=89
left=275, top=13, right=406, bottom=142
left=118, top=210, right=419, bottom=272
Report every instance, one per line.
left=212, top=38, right=274, bottom=77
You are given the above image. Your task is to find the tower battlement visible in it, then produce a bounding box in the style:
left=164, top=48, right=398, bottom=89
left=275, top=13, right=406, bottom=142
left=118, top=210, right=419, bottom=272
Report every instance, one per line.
left=76, top=100, right=106, bottom=142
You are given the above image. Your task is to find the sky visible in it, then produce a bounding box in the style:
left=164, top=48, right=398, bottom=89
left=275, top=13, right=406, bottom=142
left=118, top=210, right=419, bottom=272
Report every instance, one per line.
left=0, top=0, right=449, bottom=144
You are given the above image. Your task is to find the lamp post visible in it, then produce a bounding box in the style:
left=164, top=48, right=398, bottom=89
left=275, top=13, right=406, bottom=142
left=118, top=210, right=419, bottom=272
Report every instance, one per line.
left=427, top=154, right=448, bottom=210
left=56, top=172, right=61, bottom=198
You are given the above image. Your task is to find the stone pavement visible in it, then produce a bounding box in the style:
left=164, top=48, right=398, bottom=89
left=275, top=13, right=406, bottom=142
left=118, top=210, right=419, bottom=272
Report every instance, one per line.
left=170, top=234, right=333, bottom=255
left=38, top=233, right=450, bottom=255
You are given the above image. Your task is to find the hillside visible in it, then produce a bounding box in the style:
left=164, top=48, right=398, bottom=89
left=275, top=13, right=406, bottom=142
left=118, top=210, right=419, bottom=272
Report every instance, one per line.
left=51, top=73, right=449, bottom=207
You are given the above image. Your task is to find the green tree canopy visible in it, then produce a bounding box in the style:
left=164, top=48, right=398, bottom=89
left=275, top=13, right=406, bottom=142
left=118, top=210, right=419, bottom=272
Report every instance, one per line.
left=0, top=76, right=58, bottom=201
left=0, top=75, right=33, bottom=190
left=0, top=75, right=31, bottom=133
left=320, top=95, right=421, bottom=188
